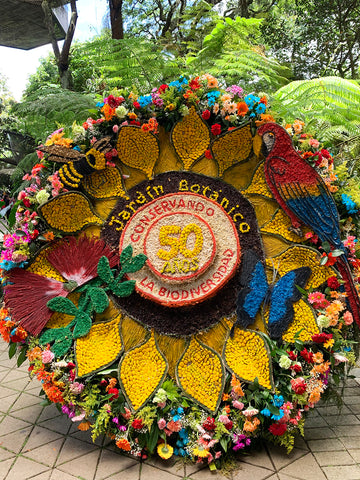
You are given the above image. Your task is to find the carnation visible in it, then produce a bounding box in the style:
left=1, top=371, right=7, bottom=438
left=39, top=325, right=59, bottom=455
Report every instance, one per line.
left=41, top=349, right=54, bottom=364
left=279, top=355, right=292, bottom=369
left=291, top=377, right=307, bottom=394
left=116, top=105, right=128, bottom=119
left=317, top=314, right=330, bottom=329
left=35, top=189, right=50, bottom=206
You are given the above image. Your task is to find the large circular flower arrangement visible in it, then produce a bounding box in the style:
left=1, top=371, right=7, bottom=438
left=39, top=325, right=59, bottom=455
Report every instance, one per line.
left=0, top=74, right=359, bottom=468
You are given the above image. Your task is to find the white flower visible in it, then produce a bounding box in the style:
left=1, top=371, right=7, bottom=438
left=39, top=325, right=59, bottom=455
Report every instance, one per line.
left=179, top=105, right=189, bottom=116
left=35, top=189, right=50, bottom=206
left=116, top=105, right=128, bottom=120
left=279, top=355, right=292, bottom=369
left=317, top=314, right=330, bottom=329
left=243, top=407, right=259, bottom=417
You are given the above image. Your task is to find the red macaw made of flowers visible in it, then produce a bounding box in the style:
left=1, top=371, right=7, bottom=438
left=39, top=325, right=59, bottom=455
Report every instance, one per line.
left=257, top=122, right=360, bottom=327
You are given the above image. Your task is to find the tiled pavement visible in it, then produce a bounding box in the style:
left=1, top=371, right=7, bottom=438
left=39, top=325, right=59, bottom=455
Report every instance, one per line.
left=1, top=341, right=360, bottom=480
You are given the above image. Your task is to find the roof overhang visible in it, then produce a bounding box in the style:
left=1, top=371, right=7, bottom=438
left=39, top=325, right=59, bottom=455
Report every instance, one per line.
left=0, top=0, right=69, bottom=50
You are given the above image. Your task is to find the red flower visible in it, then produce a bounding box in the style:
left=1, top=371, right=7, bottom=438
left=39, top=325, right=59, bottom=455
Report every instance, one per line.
left=201, top=110, right=211, bottom=120
left=107, top=95, right=122, bottom=109
left=312, top=333, right=333, bottom=344
left=203, top=417, right=216, bottom=431
left=132, top=418, right=144, bottom=430
left=290, top=364, right=302, bottom=373
left=133, top=101, right=141, bottom=109
left=105, top=151, right=113, bottom=161
left=130, top=120, right=141, bottom=126
left=269, top=423, right=287, bottom=436
left=23, top=198, right=31, bottom=208
left=291, top=377, right=307, bottom=394
left=287, top=350, right=297, bottom=361
left=189, top=77, right=201, bottom=90
left=211, top=124, right=222, bottom=136
left=300, top=348, right=313, bottom=363
left=321, top=252, right=337, bottom=266
left=158, top=84, right=169, bottom=93
left=204, top=149, right=212, bottom=159
left=108, top=387, right=119, bottom=401
left=327, top=276, right=340, bottom=290
left=225, top=420, right=233, bottom=431
left=31, top=229, right=39, bottom=240
left=5, top=236, right=119, bottom=335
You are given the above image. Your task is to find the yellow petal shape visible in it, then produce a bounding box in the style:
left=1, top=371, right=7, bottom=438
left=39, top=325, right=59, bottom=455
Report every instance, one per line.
left=212, top=124, right=253, bottom=176
left=266, top=246, right=334, bottom=289
left=76, top=314, right=123, bottom=377
left=176, top=338, right=224, bottom=413
left=93, top=198, right=118, bottom=221
left=39, top=192, right=102, bottom=233
left=82, top=167, right=127, bottom=199
left=155, top=333, right=186, bottom=379
left=223, top=154, right=259, bottom=190
left=117, top=126, right=159, bottom=179
left=262, top=233, right=291, bottom=258
left=261, top=209, right=307, bottom=243
left=224, top=328, right=273, bottom=390
left=27, top=246, right=65, bottom=282
left=242, top=162, right=272, bottom=198
left=282, top=300, right=320, bottom=343
left=119, top=333, right=168, bottom=411
left=154, top=127, right=182, bottom=175
left=171, top=107, right=210, bottom=170
left=247, top=195, right=278, bottom=228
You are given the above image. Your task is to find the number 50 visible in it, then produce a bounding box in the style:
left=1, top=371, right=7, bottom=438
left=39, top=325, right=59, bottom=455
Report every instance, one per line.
left=157, top=223, right=203, bottom=261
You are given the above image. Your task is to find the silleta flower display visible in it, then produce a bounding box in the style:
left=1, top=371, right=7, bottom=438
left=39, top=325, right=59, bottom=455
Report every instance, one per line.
left=0, top=74, right=358, bottom=468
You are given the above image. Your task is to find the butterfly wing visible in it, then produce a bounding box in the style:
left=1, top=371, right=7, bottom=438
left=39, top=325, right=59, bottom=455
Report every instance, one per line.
left=268, top=267, right=311, bottom=339
left=235, top=251, right=269, bottom=330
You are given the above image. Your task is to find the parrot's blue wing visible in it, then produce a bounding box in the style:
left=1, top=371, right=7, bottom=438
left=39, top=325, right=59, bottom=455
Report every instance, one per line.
left=268, top=267, right=312, bottom=339
left=235, top=251, right=268, bottom=331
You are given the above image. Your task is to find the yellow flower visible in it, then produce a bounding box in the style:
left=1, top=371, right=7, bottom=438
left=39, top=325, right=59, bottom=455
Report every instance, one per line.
left=324, top=339, right=335, bottom=349
left=193, top=446, right=210, bottom=458
left=157, top=443, right=174, bottom=459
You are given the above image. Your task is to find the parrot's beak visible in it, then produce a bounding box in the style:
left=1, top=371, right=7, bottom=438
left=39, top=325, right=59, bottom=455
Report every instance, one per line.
left=253, top=134, right=263, bottom=158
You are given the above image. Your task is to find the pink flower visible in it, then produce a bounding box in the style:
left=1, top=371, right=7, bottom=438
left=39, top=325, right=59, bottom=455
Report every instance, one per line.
left=308, top=291, right=329, bottom=309
left=344, top=311, right=353, bottom=325
left=112, top=125, right=119, bottom=133
left=69, top=382, right=85, bottom=394
left=158, top=418, right=166, bottom=429
left=41, top=349, right=55, bottom=364
left=218, top=415, right=230, bottom=425
left=309, top=138, right=320, bottom=148
left=232, top=400, right=244, bottom=410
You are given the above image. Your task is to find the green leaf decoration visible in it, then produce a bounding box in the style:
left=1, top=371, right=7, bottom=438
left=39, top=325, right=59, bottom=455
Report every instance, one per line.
left=120, top=245, right=133, bottom=264
left=47, top=297, right=78, bottom=316
left=87, top=287, right=109, bottom=313
left=17, top=346, right=27, bottom=367
left=73, top=311, right=92, bottom=339
left=110, top=280, right=136, bottom=297
left=97, top=256, right=114, bottom=284
left=123, top=254, right=148, bottom=273
left=8, top=342, right=17, bottom=359
left=52, top=337, right=73, bottom=357
left=39, top=327, right=70, bottom=345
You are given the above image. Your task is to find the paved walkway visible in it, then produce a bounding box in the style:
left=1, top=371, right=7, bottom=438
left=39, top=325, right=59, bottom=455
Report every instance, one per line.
left=1, top=339, right=360, bottom=480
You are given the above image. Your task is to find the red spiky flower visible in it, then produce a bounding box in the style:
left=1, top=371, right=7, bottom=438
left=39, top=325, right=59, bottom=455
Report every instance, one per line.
left=5, top=236, right=119, bottom=336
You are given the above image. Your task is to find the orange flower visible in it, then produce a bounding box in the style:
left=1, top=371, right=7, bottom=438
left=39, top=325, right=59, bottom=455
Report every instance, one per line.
left=311, top=361, right=330, bottom=375
left=78, top=420, right=91, bottom=431
left=312, top=352, right=324, bottom=364
left=27, top=346, right=43, bottom=362
left=101, top=104, right=116, bottom=121
left=292, top=120, right=305, bottom=134
left=255, top=113, right=275, bottom=126
left=128, top=112, right=137, bottom=120
left=43, top=231, right=55, bottom=242
left=237, top=102, right=249, bottom=117
left=243, top=417, right=260, bottom=432
left=222, top=393, right=230, bottom=401
left=207, top=76, right=218, bottom=88
left=106, top=377, right=118, bottom=392
left=231, top=374, right=244, bottom=397
left=116, top=438, right=131, bottom=451
left=308, top=387, right=321, bottom=404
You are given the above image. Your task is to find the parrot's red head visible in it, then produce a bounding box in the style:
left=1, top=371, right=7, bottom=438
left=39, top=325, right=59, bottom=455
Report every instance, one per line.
left=257, top=123, right=293, bottom=157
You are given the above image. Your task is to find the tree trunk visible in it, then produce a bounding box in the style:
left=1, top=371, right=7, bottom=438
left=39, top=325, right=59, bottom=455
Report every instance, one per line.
left=109, top=0, right=124, bottom=39
left=41, top=0, right=78, bottom=90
